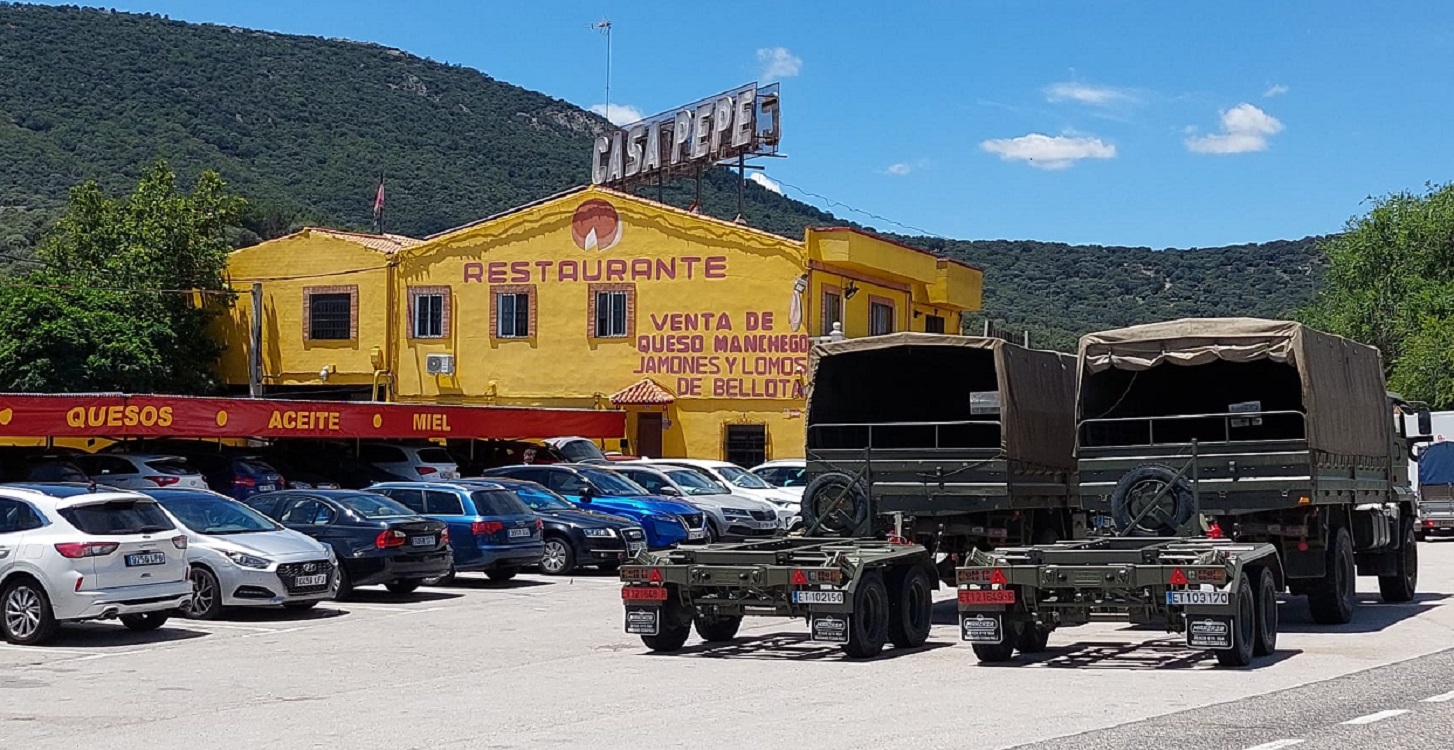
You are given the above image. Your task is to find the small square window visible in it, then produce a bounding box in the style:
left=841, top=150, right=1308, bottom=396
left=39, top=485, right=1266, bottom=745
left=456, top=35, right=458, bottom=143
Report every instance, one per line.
left=414, top=294, right=444, bottom=338
left=925, top=314, right=946, bottom=334
left=595, top=291, right=628, bottom=337
left=497, top=293, right=530, bottom=338
left=307, top=292, right=353, bottom=340
left=869, top=299, right=895, bottom=336
left=821, top=287, right=842, bottom=336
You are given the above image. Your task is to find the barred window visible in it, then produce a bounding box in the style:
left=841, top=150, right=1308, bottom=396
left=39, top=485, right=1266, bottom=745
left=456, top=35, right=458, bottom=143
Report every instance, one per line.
left=308, top=293, right=352, bottom=340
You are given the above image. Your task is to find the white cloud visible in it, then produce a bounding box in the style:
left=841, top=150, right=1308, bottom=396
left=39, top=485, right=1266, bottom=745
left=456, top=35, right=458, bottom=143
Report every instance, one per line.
left=1263, top=84, right=1289, bottom=98
left=748, top=171, right=783, bottom=194
left=1044, top=82, right=1137, bottom=107
left=1185, top=103, right=1284, bottom=154
left=980, top=133, right=1116, bottom=170
left=757, top=47, right=802, bottom=81
left=589, top=103, right=644, bottom=126
left=885, top=162, right=912, bottom=175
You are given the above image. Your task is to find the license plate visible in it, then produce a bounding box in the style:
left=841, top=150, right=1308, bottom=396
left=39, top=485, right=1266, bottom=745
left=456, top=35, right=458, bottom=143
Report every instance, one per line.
left=1186, top=615, right=1235, bottom=649
left=294, top=574, right=327, bottom=587
left=687, top=530, right=706, bottom=540
left=125, top=552, right=166, bottom=567
left=257, top=484, right=277, bottom=493
left=809, top=613, right=850, bottom=643
left=792, top=590, right=845, bottom=605
left=625, top=606, right=659, bottom=635
left=959, top=589, right=1016, bottom=606
left=411, top=535, right=436, bottom=547
left=756, top=521, right=778, bottom=529
left=1166, top=590, right=1230, bottom=606
left=440, top=471, right=458, bottom=479
left=960, top=613, right=1003, bottom=643
left=508, top=528, right=531, bottom=538
left=621, top=586, right=667, bottom=601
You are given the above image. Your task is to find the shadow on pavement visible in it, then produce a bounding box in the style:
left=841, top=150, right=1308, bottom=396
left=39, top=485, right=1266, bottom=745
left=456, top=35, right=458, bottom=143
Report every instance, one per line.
left=46, top=621, right=211, bottom=649
left=981, top=638, right=1303, bottom=671
left=658, top=633, right=953, bottom=662
left=1277, top=591, right=1448, bottom=633
left=215, top=604, right=349, bottom=623
left=435, top=577, right=553, bottom=591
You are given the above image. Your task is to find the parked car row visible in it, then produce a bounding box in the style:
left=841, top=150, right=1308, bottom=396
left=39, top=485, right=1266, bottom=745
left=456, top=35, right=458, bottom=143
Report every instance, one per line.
left=0, top=454, right=803, bottom=644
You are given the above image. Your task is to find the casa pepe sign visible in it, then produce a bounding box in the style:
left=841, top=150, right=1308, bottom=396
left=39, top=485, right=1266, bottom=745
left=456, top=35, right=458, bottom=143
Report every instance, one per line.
left=590, top=82, right=781, bottom=187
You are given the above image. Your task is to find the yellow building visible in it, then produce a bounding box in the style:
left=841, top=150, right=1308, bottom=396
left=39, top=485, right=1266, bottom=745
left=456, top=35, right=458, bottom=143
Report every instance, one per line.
left=217, top=187, right=981, bottom=464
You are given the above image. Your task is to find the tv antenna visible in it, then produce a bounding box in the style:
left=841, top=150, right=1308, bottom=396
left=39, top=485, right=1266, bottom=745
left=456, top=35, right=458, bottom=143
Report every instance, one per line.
left=592, top=19, right=612, bottom=123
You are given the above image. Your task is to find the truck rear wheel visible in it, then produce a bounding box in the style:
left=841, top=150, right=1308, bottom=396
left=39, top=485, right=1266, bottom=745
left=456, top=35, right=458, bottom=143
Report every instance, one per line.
left=693, top=615, right=742, bottom=642
left=841, top=571, right=889, bottom=658
left=1252, top=568, right=1278, bottom=657
left=1307, top=527, right=1356, bottom=625
left=1214, top=574, right=1256, bottom=667
left=642, top=593, right=691, bottom=652
left=1378, top=518, right=1418, bottom=603
left=971, top=619, right=1021, bottom=663
left=887, top=566, right=933, bottom=649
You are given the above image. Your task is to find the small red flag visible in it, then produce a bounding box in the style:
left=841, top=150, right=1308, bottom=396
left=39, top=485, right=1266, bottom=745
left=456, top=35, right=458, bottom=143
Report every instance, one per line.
left=372, top=179, right=385, bottom=221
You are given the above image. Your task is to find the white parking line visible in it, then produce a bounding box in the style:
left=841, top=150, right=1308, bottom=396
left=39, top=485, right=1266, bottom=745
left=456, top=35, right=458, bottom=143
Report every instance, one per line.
left=1243, top=740, right=1304, bottom=750
left=1423, top=690, right=1454, bottom=703
left=180, top=622, right=281, bottom=632
left=0, top=644, right=95, bottom=655
left=1341, top=709, right=1410, bottom=725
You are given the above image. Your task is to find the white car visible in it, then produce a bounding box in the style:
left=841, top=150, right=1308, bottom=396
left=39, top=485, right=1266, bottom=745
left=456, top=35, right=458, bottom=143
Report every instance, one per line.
left=141, top=487, right=337, bottom=618
left=358, top=443, right=459, bottom=480
left=645, top=458, right=802, bottom=530
left=73, top=453, right=209, bottom=491
left=750, top=459, right=807, bottom=497
left=0, top=483, right=192, bottom=645
left=612, top=464, right=784, bottom=541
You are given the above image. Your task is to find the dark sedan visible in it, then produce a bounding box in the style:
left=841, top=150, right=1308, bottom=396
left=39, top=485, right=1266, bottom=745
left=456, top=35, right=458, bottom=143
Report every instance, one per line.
left=479, top=477, right=647, bottom=575
left=243, top=490, right=452, bottom=598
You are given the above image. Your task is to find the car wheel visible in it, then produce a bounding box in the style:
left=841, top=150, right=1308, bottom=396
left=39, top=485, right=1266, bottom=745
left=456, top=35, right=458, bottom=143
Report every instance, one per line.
left=385, top=581, right=420, bottom=595
left=120, top=611, right=169, bottom=632
left=183, top=566, right=224, bottom=620
left=540, top=538, right=576, bottom=576
left=282, top=600, right=319, bottom=611
left=331, top=566, right=354, bottom=602
left=487, top=566, right=519, bottom=582
left=1, top=577, right=59, bottom=646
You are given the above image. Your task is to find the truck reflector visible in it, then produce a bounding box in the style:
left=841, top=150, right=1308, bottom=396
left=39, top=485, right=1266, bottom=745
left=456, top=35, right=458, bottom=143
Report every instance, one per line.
left=791, top=569, right=808, bottom=585
left=1169, top=568, right=1189, bottom=585
left=989, top=568, right=1008, bottom=586
left=959, top=589, right=1016, bottom=605
left=647, top=567, right=663, bottom=584
left=622, top=586, right=668, bottom=601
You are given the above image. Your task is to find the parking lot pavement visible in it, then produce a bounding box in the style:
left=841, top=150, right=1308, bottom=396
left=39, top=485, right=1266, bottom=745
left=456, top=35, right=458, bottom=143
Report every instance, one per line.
left=2, top=541, right=1454, bottom=750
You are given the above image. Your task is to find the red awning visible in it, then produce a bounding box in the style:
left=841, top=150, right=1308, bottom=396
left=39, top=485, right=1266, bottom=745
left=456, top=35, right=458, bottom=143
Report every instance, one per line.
left=0, top=394, right=624, bottom=441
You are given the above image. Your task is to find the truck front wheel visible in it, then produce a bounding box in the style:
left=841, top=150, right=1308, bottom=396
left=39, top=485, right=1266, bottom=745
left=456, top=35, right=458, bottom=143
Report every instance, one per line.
left=1307, top=527, right=1356, bottom=625
left=841, top=571, right=889, bottom=658
left=1378, top=519, right=1418, bottom=603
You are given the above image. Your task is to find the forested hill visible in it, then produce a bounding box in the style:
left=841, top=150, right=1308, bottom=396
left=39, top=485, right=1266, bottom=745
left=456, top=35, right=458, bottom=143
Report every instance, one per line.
left=0, top=3, right=1327, bottom=350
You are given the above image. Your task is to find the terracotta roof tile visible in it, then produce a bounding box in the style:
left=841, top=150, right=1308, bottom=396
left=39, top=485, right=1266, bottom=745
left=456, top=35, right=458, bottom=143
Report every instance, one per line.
left=304, top=227, right=423, bottom=254
left=609, top=378, right=675, bottom=405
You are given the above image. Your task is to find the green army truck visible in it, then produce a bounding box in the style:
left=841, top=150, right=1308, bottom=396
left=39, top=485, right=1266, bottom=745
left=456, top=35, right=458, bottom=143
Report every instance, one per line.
left=957, top=319, right=1425, bottom=666
left=618, top=334, right=1084, bottom=658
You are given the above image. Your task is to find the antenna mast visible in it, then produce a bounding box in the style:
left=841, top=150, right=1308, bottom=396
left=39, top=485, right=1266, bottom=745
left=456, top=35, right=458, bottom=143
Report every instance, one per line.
left=593, top=19, right=612, bottom=121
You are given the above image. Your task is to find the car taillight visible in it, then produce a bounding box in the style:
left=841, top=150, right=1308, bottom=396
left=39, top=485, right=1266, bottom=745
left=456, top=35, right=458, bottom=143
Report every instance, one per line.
left=472, top=520, right=503, bottom=535
left=535, top=518, right=543, bottom=530
left=146, top=475, right=180, bottom=487
left=375, top=529, right=406, bottom=548
left=234, top=476, right=257, bottom=488
left=54, top=542, right=119, bottom=559
left=172, top=535, right=188, bottom=550
left=416, top=466, right=438, bottom=476
left=441, top=529, right=450, bottom=544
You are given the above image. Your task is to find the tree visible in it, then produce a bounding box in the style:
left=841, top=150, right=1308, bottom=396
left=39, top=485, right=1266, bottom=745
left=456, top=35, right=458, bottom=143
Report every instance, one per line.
left=0, top=161, right=243, bottom=393
left=1300, top=183, right=1454, bottom=408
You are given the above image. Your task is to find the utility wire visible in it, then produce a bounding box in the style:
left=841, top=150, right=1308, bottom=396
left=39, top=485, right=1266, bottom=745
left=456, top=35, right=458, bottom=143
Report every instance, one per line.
left=767, top=176, right=953, bottom=241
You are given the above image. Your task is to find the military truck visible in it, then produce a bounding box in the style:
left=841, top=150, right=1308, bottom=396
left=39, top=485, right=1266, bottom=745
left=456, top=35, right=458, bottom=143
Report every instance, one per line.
left=957, top=318, right=1424, bottom=665
left=617, top=334, right=1083, bottom=658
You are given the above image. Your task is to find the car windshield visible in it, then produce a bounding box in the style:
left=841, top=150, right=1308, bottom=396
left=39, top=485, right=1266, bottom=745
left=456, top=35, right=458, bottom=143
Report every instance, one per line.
left=511, top=485, right=574, bottom=511
left=60, top=499, right=176, bottom=535
left=28, top=462, right=88, bottom=482
left=145, top=458, right=197, bottom=476
left=235, top=458, right=278, bottom=475
left=471, top=490, right=534, bottom=516
left=717, top=465, right=772, bottom=489
left=665, top=469, right=729, bottom=496
left=416, top=448, right=455, bottom=464
left=337, top=494, right=416, bottom=518
left=158, top=493, right=279, bottom=534
left=578, top=468, right=648, bottom=496
left=555, top=439, right=606, bottom=463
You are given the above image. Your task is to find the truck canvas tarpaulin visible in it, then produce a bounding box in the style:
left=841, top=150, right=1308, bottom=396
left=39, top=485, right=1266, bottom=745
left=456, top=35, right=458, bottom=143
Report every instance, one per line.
left=807, top=332, right=1076, bottom=472
left=1077, top=317, right=1390, bottom=459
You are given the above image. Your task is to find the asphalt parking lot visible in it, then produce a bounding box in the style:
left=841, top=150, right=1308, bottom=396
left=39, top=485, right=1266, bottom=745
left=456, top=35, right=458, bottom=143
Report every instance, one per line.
left=4, top=543, right=1454, bottom=750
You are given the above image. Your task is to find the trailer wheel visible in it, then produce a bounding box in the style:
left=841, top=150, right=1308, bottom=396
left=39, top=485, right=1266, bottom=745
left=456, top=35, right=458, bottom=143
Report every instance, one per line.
left=841, top=570, right=889, bottom=658
left=1252, top=568, right=1279, bottom=657
left=693, top=615, right=742, bottom=643
left=802, top=472, right=870, bottom=538
left=1378, top=518, right=1418, bottom=603
left=1017, top=622, right=1052, bottom=654
left=641, top=592, right=691, bottom=652
left=1307, top=527, right=1356, bottom=625
left=1109, top=465, right=1195, bottom=536
left=1215, top=574, right=1256, bottom=667
left=887, top=566, right=933, bottom=648
left=971, top=619, right=1021, bottom=663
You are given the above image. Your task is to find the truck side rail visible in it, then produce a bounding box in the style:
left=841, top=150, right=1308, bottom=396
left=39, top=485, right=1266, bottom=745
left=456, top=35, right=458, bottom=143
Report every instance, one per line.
left=1080, top=409, right=1307, bottom=450
left=808, top=419, right=1002, bottom=452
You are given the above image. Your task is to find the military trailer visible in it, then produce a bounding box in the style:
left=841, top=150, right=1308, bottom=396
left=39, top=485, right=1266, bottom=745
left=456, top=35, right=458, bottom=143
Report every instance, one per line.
left=617, top=334, right=1083, bottom=658
left=957, top=318, right=1423, bottom=666
left=1415, top=440, right=1454, bottom=538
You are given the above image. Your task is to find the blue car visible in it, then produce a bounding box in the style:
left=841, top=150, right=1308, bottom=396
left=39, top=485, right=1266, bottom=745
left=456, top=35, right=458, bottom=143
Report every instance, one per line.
left=369, top=481, right=544, bottom=583
left=480, top=464, right=707, bottom=549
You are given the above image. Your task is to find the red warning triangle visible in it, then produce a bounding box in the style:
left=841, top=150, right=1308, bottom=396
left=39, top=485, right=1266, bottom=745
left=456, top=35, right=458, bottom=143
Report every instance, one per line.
left=791, top=569, right=808, bottom=585
left=989, top=568, right=1007, bottom=586
left=1169, top=568, right=1188, bottom=586
left=647, top=567, right=663, bottom=584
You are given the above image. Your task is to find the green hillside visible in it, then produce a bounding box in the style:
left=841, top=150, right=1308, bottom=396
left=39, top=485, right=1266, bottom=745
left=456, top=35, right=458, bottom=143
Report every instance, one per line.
left=0, top=3, right=1326, bottom=350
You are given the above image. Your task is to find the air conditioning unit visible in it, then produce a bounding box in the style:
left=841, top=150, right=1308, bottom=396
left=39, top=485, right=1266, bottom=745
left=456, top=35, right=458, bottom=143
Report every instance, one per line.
left=425, top=353, right=455, bottom=376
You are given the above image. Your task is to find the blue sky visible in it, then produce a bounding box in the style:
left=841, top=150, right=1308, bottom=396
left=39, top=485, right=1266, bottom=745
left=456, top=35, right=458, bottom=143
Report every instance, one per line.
left=37, top=1, right=1454, bottom=248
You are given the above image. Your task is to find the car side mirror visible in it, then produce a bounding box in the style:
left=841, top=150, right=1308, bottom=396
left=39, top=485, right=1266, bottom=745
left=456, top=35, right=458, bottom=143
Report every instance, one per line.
left=579, top=486, right=595, bottom=503
left=659, top=486, right=681, bottom=496
left=1418, top=409, right=1433, bottom=437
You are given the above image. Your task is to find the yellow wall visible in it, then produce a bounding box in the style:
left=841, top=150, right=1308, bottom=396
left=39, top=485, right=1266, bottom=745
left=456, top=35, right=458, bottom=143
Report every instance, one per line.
left=218, top=232, right=394, bottom=388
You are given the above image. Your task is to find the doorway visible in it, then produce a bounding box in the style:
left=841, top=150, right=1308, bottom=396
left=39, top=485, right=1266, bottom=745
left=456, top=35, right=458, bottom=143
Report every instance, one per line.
left=724, top=423, right=767, bottom=467
left=635, top=412, right=664, bottom=458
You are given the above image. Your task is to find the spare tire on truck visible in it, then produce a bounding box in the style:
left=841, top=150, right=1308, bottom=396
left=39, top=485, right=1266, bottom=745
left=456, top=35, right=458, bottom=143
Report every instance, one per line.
left=1110, top=465, right=1196, bottom=536
left=801, top=471, right=870, bottom=537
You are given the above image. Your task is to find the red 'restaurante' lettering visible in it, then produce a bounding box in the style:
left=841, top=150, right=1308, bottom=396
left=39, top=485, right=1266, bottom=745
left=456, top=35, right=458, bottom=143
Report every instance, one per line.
left=464, top=257, right=729, bottom=283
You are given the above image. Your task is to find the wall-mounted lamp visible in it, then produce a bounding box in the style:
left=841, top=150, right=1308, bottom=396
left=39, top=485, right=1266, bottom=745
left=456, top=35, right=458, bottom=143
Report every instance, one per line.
left=318, top=364, right=336, bottom=382
left=913, top=310, right=922, bottom=319
left=843, top=280, right=859, bottom=299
